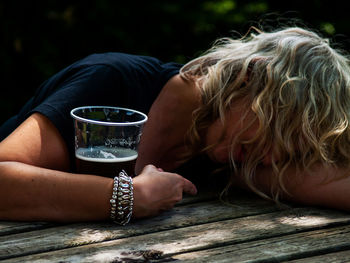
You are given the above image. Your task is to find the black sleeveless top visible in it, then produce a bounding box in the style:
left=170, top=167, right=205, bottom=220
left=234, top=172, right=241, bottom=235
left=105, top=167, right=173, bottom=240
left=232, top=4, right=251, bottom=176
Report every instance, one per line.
left=0, top=53, right=182, bottom=164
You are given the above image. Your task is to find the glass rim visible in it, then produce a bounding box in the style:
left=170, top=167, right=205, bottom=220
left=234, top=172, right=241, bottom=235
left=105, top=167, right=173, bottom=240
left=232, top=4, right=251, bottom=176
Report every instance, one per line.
left=70, top=106, right=148, bottom=126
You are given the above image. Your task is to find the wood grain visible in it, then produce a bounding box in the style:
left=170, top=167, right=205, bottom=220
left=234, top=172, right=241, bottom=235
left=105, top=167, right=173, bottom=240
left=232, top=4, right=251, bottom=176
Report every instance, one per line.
left=0, top=193, right=278, bottom=260
left=2, top=207, right=349, bottom=262
left=172, top=225, right=350, bottom=262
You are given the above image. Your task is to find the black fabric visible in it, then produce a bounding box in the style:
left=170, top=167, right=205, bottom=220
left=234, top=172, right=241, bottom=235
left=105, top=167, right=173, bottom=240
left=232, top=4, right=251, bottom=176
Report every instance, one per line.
left=0, top=52, right=182, bottom=168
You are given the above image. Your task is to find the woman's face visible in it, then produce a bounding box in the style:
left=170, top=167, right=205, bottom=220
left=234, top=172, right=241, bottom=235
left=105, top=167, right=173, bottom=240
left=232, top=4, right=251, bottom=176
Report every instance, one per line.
left=205, top=101, right=273, bottom=166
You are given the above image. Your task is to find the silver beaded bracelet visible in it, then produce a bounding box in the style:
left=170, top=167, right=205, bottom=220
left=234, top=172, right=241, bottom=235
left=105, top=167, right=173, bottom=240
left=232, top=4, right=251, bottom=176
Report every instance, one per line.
left=110, top=170, right=134, bottom=225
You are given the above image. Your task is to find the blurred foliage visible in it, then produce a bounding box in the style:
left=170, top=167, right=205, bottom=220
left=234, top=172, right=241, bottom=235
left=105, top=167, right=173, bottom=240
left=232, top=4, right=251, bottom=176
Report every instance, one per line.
left=1, top=0, right=349, bottom=124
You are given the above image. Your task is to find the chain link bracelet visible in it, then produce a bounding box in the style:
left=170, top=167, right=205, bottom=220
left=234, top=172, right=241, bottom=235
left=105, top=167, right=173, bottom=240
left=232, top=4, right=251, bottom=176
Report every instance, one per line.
left=110, top=170, right=133, bottom=225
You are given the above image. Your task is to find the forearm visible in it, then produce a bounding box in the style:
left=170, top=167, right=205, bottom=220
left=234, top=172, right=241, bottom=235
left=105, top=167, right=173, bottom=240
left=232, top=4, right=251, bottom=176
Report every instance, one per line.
left=0, top=161, right=113, bottom=222
left=253, top=164, right=350, bottom=211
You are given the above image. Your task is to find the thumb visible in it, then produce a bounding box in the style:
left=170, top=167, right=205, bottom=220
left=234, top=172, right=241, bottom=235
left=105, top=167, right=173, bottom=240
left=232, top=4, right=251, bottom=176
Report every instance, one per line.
left=182, top=178, right=197, bottom=195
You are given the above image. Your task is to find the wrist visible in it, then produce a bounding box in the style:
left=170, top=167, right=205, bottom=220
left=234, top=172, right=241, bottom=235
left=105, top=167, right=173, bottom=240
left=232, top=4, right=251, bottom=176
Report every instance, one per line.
left=109, top=170, right=133, bottom=225
left=130, top=176, right=146, bottom=218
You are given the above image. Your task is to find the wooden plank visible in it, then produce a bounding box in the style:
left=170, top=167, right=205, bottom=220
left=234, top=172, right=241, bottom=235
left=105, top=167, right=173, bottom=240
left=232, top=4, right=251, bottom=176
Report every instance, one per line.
left=2, top=208, right=350, bottom=262
left=177, top=191, right=219, bottom=205
left=171, top=225, right=350, bottom=262
left=0, top=195, right=278, bottom=260
left=0, top=189, right=226, bottom=237
left=0, top=222, right=52, bottom=237
left=0, top=191, right=215, bottom=235
left=286, top=250, right=350, bottom=263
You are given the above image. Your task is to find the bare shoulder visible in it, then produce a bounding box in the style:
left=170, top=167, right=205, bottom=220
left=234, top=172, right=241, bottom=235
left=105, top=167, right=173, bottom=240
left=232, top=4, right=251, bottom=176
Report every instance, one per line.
left=153, top=74, right=200, bottom=112
left=135, top=75, right=199, bottom=173
left=0, top=113, right=70, bottom=171
left=164, top=74, right=198, bottom=95
left=147, top=74, right=200, bottom=130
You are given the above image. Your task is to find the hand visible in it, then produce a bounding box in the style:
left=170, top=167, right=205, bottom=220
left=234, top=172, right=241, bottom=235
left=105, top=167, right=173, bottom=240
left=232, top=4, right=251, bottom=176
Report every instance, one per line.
left=132, top=164, right=197, bottom=218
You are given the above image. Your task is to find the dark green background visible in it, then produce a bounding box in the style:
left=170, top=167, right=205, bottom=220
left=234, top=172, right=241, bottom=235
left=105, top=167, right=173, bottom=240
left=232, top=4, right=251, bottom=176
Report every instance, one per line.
left=1, top=0, right=349, bottom=125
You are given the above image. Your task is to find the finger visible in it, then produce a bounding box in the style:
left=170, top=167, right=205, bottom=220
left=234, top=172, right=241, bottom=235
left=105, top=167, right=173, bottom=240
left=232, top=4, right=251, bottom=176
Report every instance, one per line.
left=161, top=202, right=176, bottom=211
left=142, top=164, right=157, bottom=173
left=157, top=168, right=164, bottom=172
left=182, top=178, right=198, bottom=195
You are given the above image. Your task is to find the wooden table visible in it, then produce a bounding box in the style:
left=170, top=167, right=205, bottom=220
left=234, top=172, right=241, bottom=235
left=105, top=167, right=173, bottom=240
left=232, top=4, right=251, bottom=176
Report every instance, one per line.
left=1, top=189, right=350, bottom=262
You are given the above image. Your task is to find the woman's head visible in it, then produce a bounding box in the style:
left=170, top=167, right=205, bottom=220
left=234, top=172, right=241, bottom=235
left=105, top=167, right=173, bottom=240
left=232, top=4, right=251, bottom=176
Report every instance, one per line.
left=180, top=26, right=350, bottom=200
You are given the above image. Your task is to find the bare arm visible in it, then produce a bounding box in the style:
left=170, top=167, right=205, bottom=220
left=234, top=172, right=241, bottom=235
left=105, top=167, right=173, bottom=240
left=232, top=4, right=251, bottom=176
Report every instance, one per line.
left=0, top=161, right=197, bottom=222
left=252, top=164, right=350, bottom=211
left=135, top=74, right=200, bottom=173
left=0, top=113, right=197, bottom=222
left=0, top=161, right=112, bottom=221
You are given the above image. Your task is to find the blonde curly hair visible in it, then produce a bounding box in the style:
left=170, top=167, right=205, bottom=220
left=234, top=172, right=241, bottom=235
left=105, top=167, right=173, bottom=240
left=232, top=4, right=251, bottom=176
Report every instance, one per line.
left=180, top=26, right=350, bottom=201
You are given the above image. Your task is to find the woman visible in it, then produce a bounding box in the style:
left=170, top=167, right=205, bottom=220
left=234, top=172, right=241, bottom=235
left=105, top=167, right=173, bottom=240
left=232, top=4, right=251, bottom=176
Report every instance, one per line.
left=1, top=26, right=350, bottom=223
